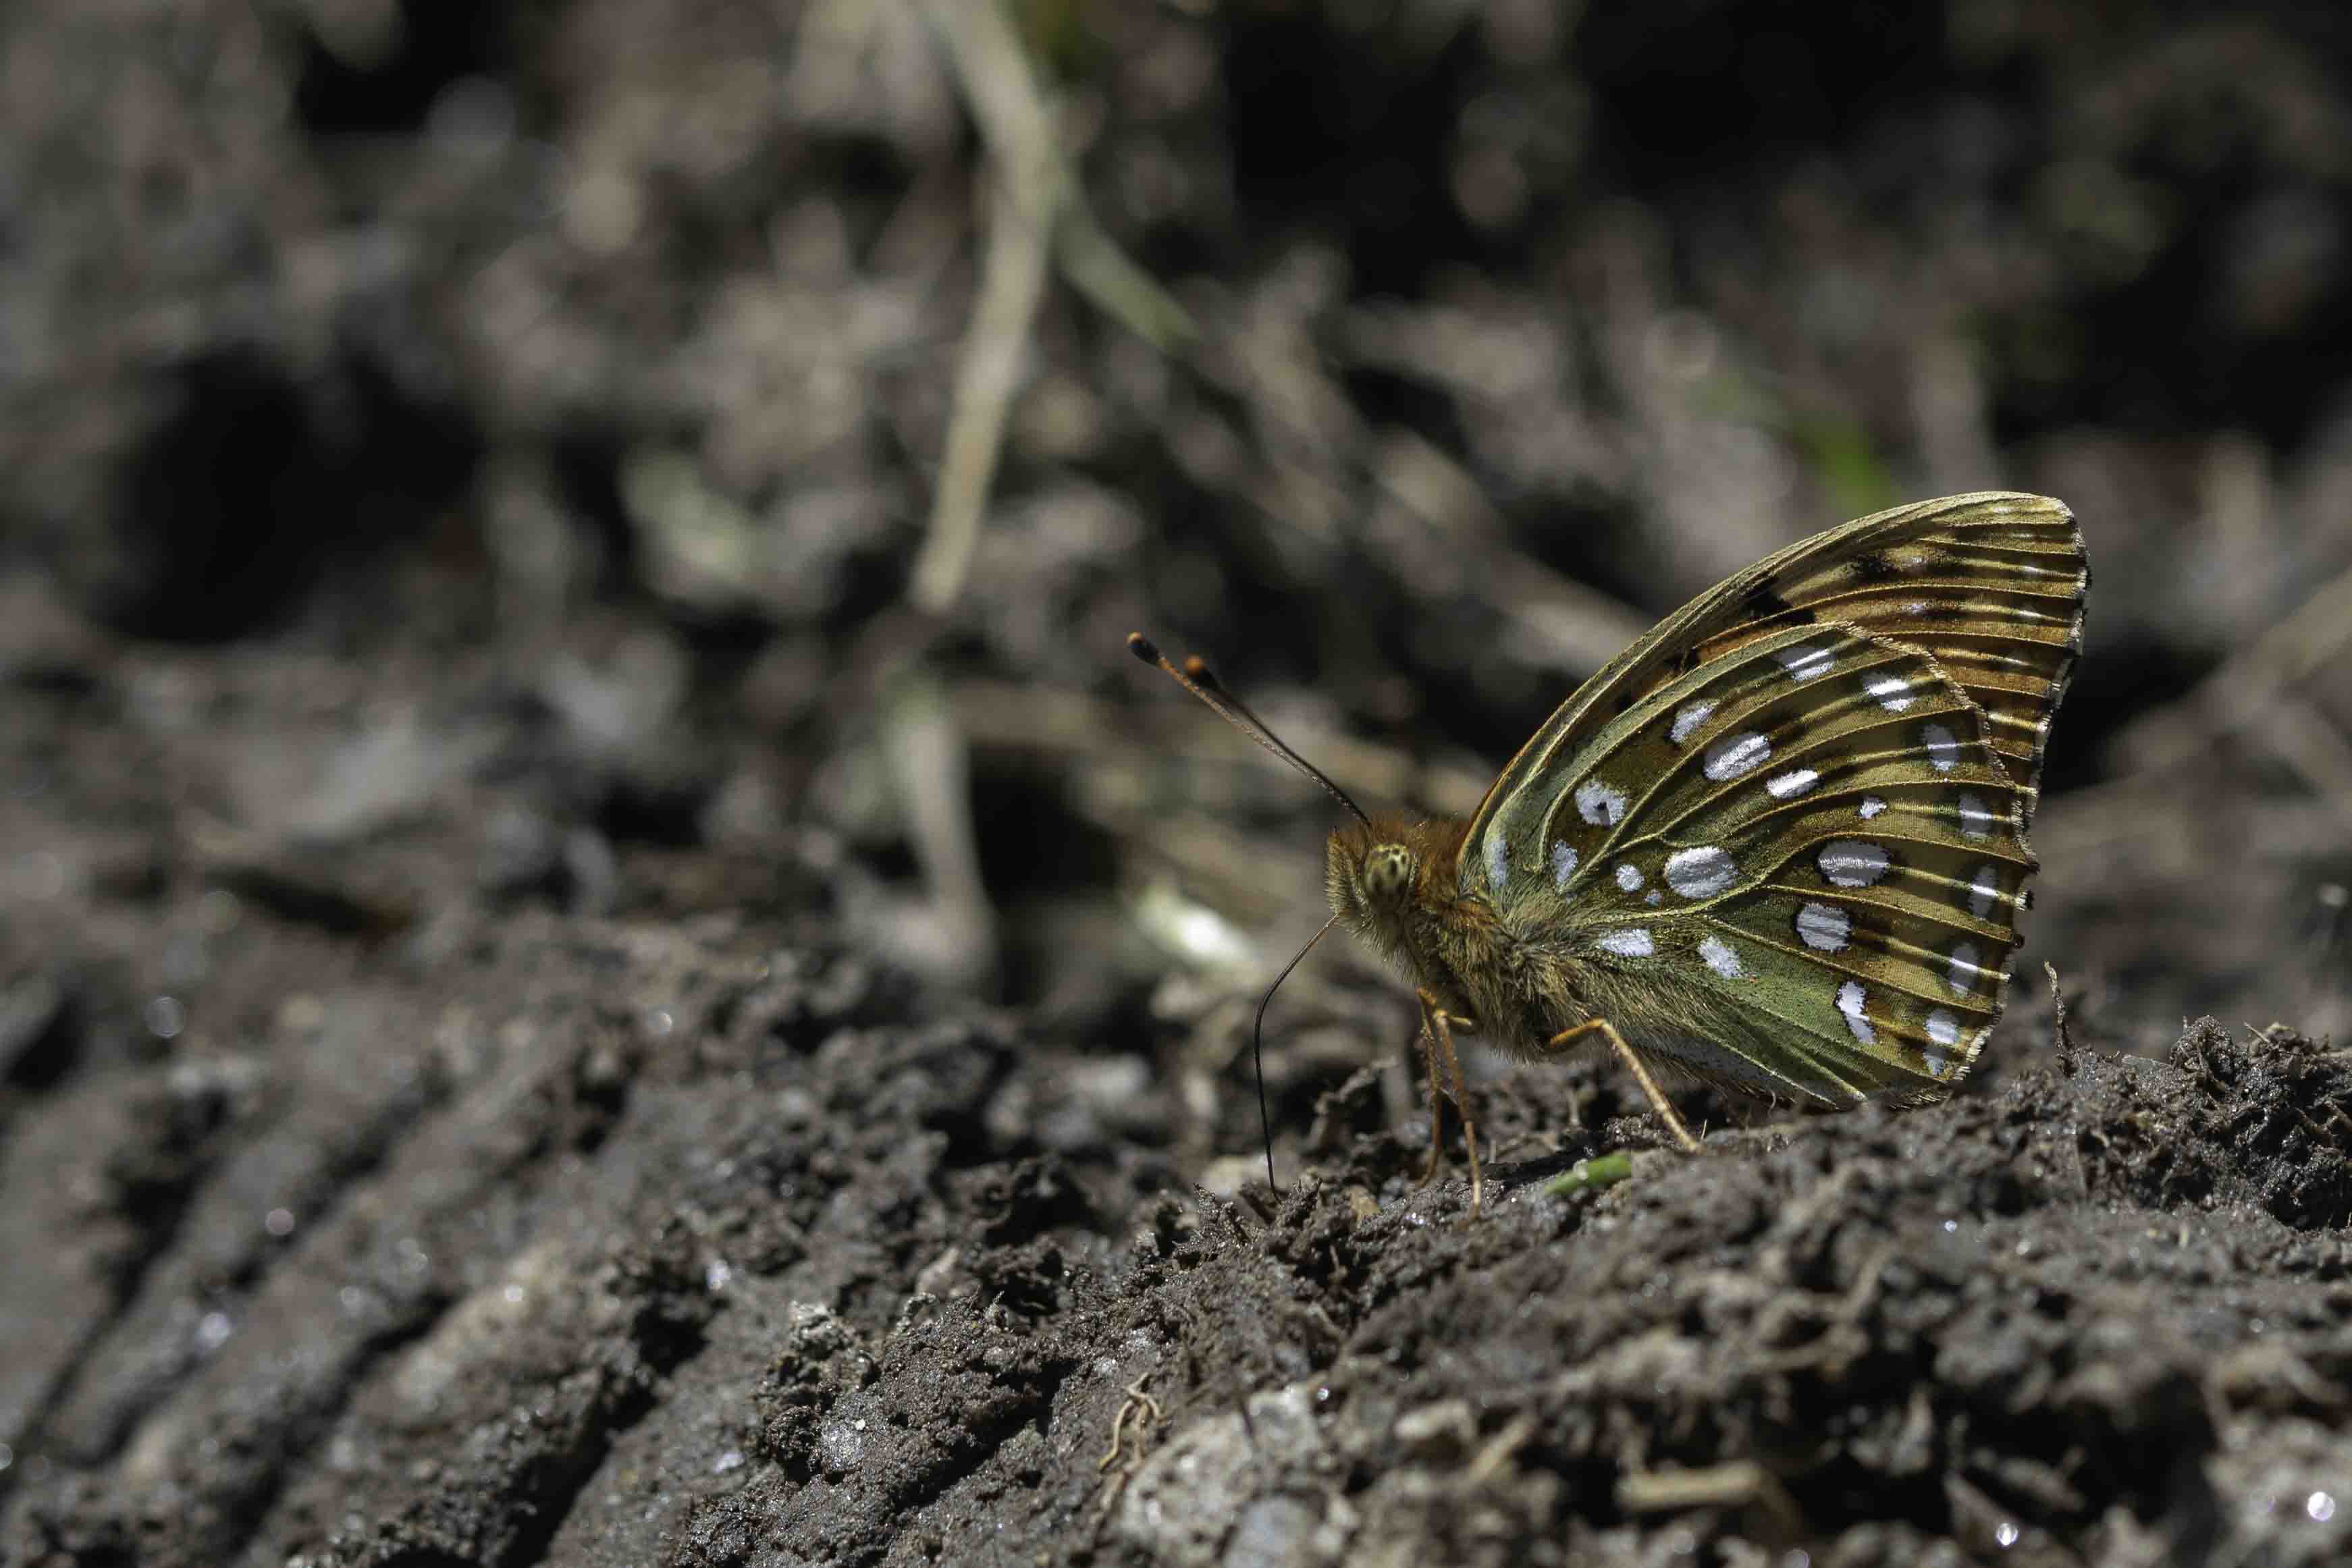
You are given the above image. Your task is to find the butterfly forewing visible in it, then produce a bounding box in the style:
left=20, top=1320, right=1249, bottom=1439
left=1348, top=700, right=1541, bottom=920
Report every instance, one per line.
left=1462, top=493, right=2085, bottom=865
left=1460, top=492, right=2083, bottom=1104
left=1699, top=531, right=2087, bottom=821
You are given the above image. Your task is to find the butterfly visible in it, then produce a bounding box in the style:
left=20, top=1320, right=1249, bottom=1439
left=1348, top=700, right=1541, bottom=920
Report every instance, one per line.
left=1136, top=491, right=2087, bottom=1206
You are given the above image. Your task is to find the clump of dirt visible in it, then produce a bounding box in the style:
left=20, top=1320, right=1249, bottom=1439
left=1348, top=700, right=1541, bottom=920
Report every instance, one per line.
left=14, top=790, right=2345, bottom=1567
left=674, top=1019, right=2352, bottom=1568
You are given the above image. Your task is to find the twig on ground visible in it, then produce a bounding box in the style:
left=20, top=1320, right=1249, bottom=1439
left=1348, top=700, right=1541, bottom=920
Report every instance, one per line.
left=882, top=667, right=998, bottom=981
left=911, top=0, right=1197, bottom=614
left=1097, top=1372, right=1164, bottom=1474
left=2046, top=961, right=2075, bottom=1065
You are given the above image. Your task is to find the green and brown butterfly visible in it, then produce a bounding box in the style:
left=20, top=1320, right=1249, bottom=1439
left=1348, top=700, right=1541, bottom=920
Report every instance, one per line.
left=1133, top=491, right=2088, bottom=1205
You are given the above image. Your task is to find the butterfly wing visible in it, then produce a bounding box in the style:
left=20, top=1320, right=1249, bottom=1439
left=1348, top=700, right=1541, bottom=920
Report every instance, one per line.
left=1458, top=492, right=2085, bottom=1100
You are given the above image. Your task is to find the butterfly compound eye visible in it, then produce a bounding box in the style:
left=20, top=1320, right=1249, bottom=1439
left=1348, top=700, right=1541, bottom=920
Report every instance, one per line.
left=1361, top=844, right=1416, bottom=904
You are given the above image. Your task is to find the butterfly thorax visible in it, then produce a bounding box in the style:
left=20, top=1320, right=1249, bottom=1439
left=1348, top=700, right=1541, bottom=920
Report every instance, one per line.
left=1326, top=815, right=1514, bottom=1027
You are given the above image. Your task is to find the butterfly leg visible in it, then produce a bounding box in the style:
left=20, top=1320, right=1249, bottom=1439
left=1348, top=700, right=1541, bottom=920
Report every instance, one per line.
left=1416, top=990, right=1483, bottom=1211
left=1539, top=1018, right=1703, bottom=1154
left=1413, top=1000, right=1447, bottom=1187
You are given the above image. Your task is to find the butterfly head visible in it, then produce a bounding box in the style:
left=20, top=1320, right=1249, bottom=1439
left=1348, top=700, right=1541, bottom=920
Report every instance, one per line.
left=1326, top=816, right=1454, bottom=938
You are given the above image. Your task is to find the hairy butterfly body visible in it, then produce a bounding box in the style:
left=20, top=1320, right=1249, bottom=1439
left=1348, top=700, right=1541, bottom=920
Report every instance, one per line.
left=1322, top=493, right=2086, bottom=1195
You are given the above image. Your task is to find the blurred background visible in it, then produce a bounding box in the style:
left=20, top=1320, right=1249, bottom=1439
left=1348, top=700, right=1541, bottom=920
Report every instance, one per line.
left=6, top=0, right=2352, bottom=1162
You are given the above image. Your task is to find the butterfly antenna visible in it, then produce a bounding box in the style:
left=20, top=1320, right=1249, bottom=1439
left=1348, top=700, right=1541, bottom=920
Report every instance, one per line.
left=1126, top=633, right=1372, bottom=829
left=1252, top=916, right=1339, bottom=1193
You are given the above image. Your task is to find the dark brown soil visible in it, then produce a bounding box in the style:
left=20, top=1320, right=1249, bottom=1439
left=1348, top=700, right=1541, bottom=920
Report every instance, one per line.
left=5, top=4, right=2352, bottom=1566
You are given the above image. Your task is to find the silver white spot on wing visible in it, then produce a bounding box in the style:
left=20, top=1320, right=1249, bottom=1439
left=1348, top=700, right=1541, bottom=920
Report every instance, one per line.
left=1777, top=644, right=1836, bottom=682
left=1703, top=732, right=1771, bottom=781
left=1550, top=841, right=1578, bottom=891
left=1698, top=936, right=1744, bottom=979
left=1598, top=928, right=1654, bottom=958
left=1577, top=780, right=1629, bottom=826
left=1615, top=862, right=1644, bottom=892
left=1836, top=980, right=1876, bottom=1045
left=1765, top=767, right=1819, bottom=800
left=1818, top=839, right=1891, bottom=887
left=1947, top=940, right=1987, bottom=996
left=1967, top=863, right=2000, bottom=919
left=1865, top=673, right=1915, bottom=712
left=1923, top=722, right=1962, bottom=773
left=1795, top=901, right=1850, bottom=951
left=1664, top=846, right=1737, bottom=898
left=1957, top=791, right=1997, bottom=841
left=1924, top=1008, right=1962, bottom=1079
left=1669, top=699, right=1716, bottom=745
left=1485, top=831, right=1508, bottom=889
left=1859, top=795, right=1888, bottom=819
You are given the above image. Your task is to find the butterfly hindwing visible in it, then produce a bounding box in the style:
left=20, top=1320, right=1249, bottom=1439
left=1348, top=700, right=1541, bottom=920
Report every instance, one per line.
left=1458, top=493, right=2083, bottom=1102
